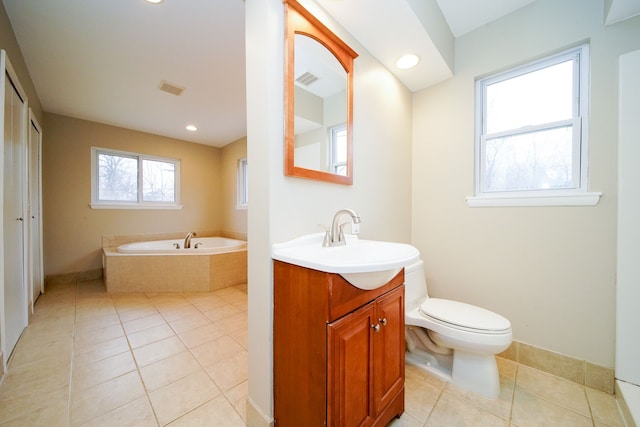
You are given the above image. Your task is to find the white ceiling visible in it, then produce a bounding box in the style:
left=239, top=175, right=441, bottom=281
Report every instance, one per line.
left=3, top=0, right=638, bottom=147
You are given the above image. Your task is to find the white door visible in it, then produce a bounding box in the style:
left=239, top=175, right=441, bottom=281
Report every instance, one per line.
left=1, top=52, right=28, bottom=364
left=28, top=112, right=43, bottom=310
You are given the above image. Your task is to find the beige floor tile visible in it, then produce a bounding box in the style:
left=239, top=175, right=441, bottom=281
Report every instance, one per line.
left=203, top=304, right=241, bottom=322
left=228, top=328, right=248, bottom=350
left=117, top=305, right=159, bottom=323
left=8, top=330, right=72, bottom=369
left=0, top=355, right=71, bottom=401
left=231, top=299, right=248, bottom=312
left=72, top=351, right=137, bottom=392
left=511, top=389, right=593, bottom=427
left=225, top=380, right=248, bottom=420
left=122, top=313, right=167, bottom=335
left=586, top=387, right=625, bottom=427
left=426, top=390, right=508, bottom=426
left=168, top=312, right=211, bottom=334
left=80, top=396, right=157, bottom=427
left=167, top=395, right=245, bottom=427
left=73, top=312, right=121, bottom=333
left=0, top=399, right=68, bottom=427
left=149, top=370, right=221, bottom=425
left=178, top=323, right=226, bottom=348
left=516, top=364, right=590, bottom=416
left=190, top=335, right=244, bottom=367
left=186, top=294, right=227, bottom=312
left=132, top=336, right=187, bottom=367
left=204, top=350, right=248, bottom=391
left=70, top=370, right=146, bottom=425
left=0, top=384, right=69, bottom=425
left=139, top=351, right=201, bottom=391
left=387, top=413, right=423, bottom=427
left=127, top=323, right=175, bottom=349
left=158, top=304, right=204, bottom=322
left=404, top=366, right=444, bottom=422
left=74, top=323, right=125, bottom=349
left=73, top=335, right=130, bottom=367
left=216, top=312, right=247, bottom=334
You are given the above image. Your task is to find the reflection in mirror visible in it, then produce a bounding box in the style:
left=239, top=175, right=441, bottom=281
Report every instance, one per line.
left=293, top=35, right=347, bottom=175
left=284, top=0, right=358, bottom=185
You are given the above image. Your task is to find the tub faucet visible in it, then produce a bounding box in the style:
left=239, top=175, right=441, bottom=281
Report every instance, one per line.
left=328, top=209, right=361, bottom=247
left=184, top=231, right=196, bottom=249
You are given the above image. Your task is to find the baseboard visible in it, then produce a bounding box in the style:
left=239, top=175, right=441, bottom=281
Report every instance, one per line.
left=499, top=340, right=615, bottom=394
left=246, top=396, right=274, bottom=427
left=44, top=269, right=104, bottom=289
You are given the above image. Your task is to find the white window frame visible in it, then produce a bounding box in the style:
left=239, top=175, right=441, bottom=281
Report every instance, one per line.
left=329, top=123, right=347, bottom=175
left=467, top=44, right=600, bottom=207
left=236, top=157, right=248, bottom=209
left=90, top=147, right=182, bottom=209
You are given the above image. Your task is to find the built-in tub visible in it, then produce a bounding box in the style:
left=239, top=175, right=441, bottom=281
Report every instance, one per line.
left=103, top=236, right=247, bottom=293
left=117, top=237, right=246, bottom=254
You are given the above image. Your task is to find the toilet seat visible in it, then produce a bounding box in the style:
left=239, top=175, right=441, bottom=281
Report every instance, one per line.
left=419, top=298, right=511, bottom=334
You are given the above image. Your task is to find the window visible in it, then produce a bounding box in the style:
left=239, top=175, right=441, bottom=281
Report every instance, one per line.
left=91, top=147, right=181, bottom=209
left=469, top=44, right=600, bottom=207
left=329, top=124, right=347, bottom=176
left=237, top=157, right=248, bottom=209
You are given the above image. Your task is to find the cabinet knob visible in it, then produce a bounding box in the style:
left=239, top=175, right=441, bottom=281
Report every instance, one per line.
left=371, top=323, right=381, bottom=332
left=379, top=317, right=387, bottom=326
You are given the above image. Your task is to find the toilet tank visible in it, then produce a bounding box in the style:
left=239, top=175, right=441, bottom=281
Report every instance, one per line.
left=404, top=259, right=428, bottom=311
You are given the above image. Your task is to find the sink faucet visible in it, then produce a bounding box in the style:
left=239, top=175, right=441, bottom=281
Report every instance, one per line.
left=329, top=209, right=361, bottom=247
left=184, top=231, right=196, bottom=249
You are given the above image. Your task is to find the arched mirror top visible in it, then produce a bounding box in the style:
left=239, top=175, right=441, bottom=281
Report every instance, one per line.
left=284, top=0, right=358, bottom=185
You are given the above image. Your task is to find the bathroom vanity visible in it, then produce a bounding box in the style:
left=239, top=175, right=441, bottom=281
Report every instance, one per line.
left=273, top=261, right=405, bottom=426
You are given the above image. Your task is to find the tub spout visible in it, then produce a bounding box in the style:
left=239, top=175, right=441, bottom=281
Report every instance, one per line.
left=184, top=232, right=196, bottom=249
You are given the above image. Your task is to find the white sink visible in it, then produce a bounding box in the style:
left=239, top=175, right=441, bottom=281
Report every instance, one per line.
left=272, top=233, right=420, bottom=290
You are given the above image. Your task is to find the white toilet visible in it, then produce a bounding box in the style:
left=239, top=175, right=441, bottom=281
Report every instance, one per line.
left=404, top=260, right=512, bottom=399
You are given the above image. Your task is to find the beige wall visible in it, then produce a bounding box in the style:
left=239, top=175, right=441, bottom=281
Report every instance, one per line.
left=42, top=113, right=224, bottom=276
left=221, top=137, right=247, bottom=240
left=412, top=0, right=640, bottom=368
left=0, top=2, right=43, bottom=123
left=245, top=0, right=413, bottom=421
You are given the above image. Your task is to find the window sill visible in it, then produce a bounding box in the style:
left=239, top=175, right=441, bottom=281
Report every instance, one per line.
left=90, top=203, right=183, bottom=210
left=466, top=192, right=601, bottom=207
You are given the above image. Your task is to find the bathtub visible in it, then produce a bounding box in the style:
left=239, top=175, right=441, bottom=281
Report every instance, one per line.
left=103, top=236, right=247, bottom=293
left=117, top=237, right=247, bottom=254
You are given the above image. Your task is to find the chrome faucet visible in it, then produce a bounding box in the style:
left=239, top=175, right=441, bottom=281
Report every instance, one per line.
left=184, top=231, right=196, bottom=249
left=328, top=209, right=361, bottom=247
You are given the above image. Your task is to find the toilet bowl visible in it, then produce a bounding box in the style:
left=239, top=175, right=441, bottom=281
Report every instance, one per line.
left=404, top=260, right=512, bottom=399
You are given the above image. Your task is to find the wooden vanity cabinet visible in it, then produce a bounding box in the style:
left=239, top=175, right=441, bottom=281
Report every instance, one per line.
left=274, top=261, right=405, bottom=427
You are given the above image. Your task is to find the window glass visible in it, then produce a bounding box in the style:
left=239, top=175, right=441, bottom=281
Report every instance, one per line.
left=97, top=153, right=137, bottom=201
left=143, top=159, right=175, bottom=202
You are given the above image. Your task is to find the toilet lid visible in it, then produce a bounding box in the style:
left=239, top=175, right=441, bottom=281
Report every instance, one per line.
left=419, top=298, right=511, bottom=332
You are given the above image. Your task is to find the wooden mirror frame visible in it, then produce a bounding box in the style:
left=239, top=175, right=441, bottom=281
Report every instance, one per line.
left=283, top=0, right=358, bottom=185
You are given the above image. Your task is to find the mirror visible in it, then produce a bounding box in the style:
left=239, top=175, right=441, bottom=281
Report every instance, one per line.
left=284, top=0, right=358, bottom=185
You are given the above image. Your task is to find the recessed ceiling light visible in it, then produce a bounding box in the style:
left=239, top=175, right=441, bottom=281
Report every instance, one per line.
left=396, top=54, right=420, bottom=70
left=145, top=0, right=163, bottom=4
left=186, top=125, right=197, bottom=131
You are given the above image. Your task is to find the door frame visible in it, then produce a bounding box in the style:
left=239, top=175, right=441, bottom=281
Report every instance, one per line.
left=0, top=49, right=30, bottom=370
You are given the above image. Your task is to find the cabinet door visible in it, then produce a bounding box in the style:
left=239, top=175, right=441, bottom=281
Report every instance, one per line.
left=327, top=303, right=376, bottom=427
left=373, top=286, right=405, bottom=414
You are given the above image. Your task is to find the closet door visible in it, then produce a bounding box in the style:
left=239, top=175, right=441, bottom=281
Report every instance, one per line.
left=28, top=112, right=43, bottom=309
left=1, top=51, right=28, bottom=365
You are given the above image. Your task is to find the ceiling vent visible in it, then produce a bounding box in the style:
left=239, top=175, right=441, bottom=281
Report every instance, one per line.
left=296, top=72, right=319, bottom=86
left=158, top=80, right=185, bottom=96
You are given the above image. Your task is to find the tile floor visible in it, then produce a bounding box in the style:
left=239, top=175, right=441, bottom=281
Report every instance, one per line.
left=0, top=279, right=627, bottom=426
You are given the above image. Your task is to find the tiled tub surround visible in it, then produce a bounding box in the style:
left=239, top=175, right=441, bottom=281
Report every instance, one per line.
left=102, top=233, right=247, bottom=293
left=0, top=279, right=626, bottom=426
